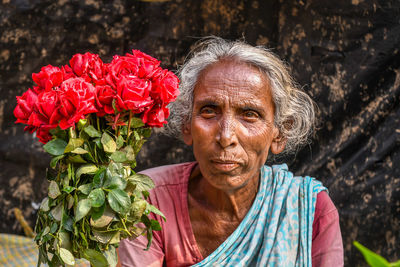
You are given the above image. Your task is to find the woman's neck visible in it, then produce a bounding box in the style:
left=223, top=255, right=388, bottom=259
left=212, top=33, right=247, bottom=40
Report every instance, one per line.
left=188, top=165, right=259, bottom=221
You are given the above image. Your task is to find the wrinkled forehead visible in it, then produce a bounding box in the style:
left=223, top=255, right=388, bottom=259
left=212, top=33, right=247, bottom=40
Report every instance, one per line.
left=194, top=59, right=273, bottom=99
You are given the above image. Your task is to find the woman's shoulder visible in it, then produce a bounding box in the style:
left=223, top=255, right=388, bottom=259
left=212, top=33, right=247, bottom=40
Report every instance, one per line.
left=139, top=161, right=197, bottom=187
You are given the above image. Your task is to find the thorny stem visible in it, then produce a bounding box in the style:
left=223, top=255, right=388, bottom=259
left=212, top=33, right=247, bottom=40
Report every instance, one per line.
left=97, top=116, right=100, bottom=132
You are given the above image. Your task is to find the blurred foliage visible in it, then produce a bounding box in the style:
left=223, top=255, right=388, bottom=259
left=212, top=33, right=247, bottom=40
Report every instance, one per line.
left=354, top=241, right=400, bottom=267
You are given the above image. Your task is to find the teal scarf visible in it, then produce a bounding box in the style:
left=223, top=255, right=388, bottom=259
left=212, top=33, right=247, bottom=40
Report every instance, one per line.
left=192, top=164, right=326, bottom=267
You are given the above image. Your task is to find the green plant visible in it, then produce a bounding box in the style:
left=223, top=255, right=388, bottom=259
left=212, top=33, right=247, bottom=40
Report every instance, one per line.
left=353, top=241, right=400, bottom=267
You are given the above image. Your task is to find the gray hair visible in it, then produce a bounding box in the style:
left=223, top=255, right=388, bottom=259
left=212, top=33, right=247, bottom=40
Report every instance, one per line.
left=164, top=37, right=316, bottom=154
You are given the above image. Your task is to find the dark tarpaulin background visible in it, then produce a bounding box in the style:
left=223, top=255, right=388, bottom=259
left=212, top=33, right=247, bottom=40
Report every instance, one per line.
left=0, top=0, right=399, bottom=265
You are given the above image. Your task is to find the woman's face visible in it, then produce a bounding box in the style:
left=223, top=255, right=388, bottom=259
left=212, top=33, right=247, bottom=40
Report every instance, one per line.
left=183, top=60, right=285, bottom=192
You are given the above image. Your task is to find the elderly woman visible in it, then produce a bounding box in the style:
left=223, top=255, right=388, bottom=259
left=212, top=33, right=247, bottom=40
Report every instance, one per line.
left=118, top=38, right=343, bottom=266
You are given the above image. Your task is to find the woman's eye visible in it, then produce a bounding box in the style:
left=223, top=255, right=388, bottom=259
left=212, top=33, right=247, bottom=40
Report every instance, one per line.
left=200, top=107, right=216, bottom=118
left=243, top=110, right=259, bottom=120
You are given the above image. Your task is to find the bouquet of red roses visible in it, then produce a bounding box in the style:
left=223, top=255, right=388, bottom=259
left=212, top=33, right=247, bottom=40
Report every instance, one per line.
left=14, top=50, right=179, bottom=266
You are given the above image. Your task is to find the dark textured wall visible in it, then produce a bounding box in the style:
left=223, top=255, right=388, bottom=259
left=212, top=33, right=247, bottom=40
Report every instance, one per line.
left=0, top=0, right=399, bottom=265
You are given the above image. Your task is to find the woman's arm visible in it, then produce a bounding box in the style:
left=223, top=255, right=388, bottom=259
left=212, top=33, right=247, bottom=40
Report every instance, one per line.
left=312, top=191, right=344, bottom=267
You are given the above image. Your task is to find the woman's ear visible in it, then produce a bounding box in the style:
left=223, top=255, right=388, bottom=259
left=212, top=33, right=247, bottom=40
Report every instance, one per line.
left=270, top=127, right=287, bottom=155
left=182, top=123, right=193, bottom=146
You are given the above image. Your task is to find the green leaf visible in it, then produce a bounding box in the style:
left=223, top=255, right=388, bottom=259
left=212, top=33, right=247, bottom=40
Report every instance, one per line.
left=107, top=189, right=131, bottom=215
left=130, top=117, right=145, bottom=128
left=48, top=181, right=61, bottom=199
left=150, top=219, right=162, bottom=231
left=48, top=181, right=62, bottom=199
left=70, top=147, right=88, bottom=154
left=128, top=199, right=147, bottom=221
left=59, top=248, right=75, bottom=266
left=104, top=246, right=118, bottom=267
left=50, top=155, right=64, bottom=169
left=76, top=164, right=98, bottom=179
left=91, top=203, right=106, bottom=221
left=66, top=194, right=74, bottom=209
left=142, top=128, right=152, bottom=138
left=40, top=197, right=50, bottom=212
left=116, top=135, right=125, bottom=149
left=50, top=222, right=58, bottom=233
left=58, top=231, right=72, bottom=250
left=62, top=186, right=75, bottom=194
left=67, top=154, right=87, bottom=163
left=124, top=146, right=135, bottom=162
left=83, top=249, right=108, bottom=267
left=90, top=205, right=114, bottom=228
left=110, top=151, right=128, bottom=163
left=88, top=188, right=105, bottom=208
left=107, top=162, right=125, bottom=176
left=104, top=175, right=127, bottom=190
left=78, top=183, right=92, bottom=195
left=51, top=202, right=63, bottom=222
left=75, top=199, right=91, bottom=222
left=94, top=137, right=102, bottom=148
left=146, top=204, right=166, bottom=221
left=84, top=125, right=102, bottom=138
left=390, top=260, right=400, bottom=267
left=142, top=215, right=153, bottom=251
left=93, top=168, right=106, bottom=188
left=62, top=213, right=73, bottom=232
left=133, top=130, right=140, bottom=141
left=101, top=132, right=116, bottom=153
left=43, top=139, right=68, bottom=156
left=64, top=138, right=84, bottom=153
left=353, top=241, right=390, bottom=267
left=41, top=226, right=50, bottom=237
left=93, top=230, right=120, bottom=244
left=127, top=173, right=155, bottom=192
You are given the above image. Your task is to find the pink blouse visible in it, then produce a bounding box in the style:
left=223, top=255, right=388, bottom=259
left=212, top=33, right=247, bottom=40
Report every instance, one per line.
left=119, top=162, right=344, bottom=266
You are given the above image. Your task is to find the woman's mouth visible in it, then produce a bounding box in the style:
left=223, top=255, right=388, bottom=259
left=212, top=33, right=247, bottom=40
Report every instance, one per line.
left=210, top=159, right=240, bottom=172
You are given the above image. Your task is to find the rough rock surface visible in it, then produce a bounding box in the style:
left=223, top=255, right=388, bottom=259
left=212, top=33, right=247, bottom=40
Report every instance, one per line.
left=0, top=0, right=399, bottom=265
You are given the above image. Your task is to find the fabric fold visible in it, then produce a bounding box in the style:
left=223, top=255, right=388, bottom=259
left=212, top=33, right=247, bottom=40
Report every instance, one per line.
left=192, top=164, right=326, bottom=267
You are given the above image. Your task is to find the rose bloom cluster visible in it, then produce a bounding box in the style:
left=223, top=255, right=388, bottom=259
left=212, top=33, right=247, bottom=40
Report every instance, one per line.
left=13, top=51, right=180, bottom=143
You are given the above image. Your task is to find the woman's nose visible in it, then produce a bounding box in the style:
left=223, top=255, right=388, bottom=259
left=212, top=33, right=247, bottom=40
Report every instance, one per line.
left=216, top=116, right=238, bottom=148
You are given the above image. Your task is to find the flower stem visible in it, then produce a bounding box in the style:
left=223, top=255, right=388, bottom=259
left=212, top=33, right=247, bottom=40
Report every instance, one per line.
left=96, top=116, right=100, bottom=131
left=127, top=110, right=133, bottom=140
left=119, top=216, right=132, bottom=237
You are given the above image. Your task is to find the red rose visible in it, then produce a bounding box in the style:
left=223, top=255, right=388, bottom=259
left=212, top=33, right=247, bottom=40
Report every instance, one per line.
left=128, top=50, right=160, bottom=79
left=96, top=84, right=116, bottom=116
left=106, top=55, right=140, bottom=88
left=34, top=125, right=53, bottom=144
left=141, top=104, right=170, bottom=127
left=116, top=75, right=153, bottom=113
left=58, top=78, right=98, bottom=129
left=151, top=69, right=180, bottom=104
left=32, top=65, right=64, bottom=91
left=34, top=90, right=62, bottom=126
left=70, top=52, right=105, bottom=83
left=128, top=50, right=160, bottom=65
left=14, top=89, right=38, bottom=124
left=62, top=65, right=77, bottom=81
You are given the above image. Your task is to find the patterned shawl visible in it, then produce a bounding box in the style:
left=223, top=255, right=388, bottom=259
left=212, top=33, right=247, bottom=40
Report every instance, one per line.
left=192, top=164, right=326, bottom=267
